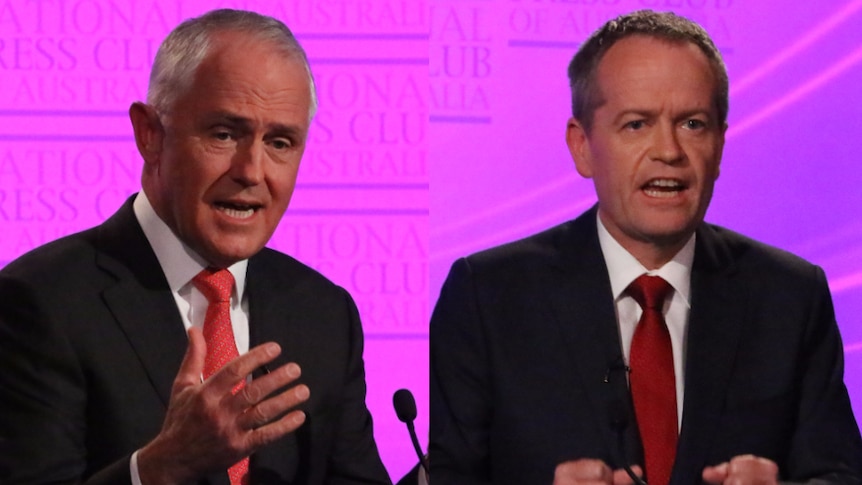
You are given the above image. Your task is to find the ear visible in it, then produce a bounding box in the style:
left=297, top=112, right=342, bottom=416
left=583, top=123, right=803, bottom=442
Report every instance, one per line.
left=714, top=121, right=728, bottom=181
left=129, top=102, right=164, bottom=166
left=566, top=117, right=593, bottom=178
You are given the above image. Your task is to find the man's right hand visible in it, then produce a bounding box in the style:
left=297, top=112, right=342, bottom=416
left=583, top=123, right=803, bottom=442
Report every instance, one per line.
left=554, top=459, right=643, bottom=485
left=136, top=327, right=310, bottom=485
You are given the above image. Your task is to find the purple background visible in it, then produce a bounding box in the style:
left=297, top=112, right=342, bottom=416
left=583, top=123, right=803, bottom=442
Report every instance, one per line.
left=430, top=0, right=862, bottom=465
left=0, top=0, right=427, bottom=479
left=1, top=0, right=862, bottom=479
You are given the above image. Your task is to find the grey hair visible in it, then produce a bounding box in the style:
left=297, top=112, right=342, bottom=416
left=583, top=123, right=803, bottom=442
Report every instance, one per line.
left=568, top=10, right=728, bottom=132
left=147, top=9, right=318, bottom=120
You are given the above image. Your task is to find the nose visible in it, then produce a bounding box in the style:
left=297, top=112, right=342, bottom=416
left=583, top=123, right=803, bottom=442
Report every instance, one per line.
left=230, top=140, right=265, bottom=186
left=650, top=121, right=684, bottom=165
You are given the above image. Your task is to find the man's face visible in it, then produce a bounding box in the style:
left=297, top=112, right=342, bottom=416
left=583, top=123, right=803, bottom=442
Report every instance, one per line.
left=140, top=31, right=311, bottom=268
left=567, top=35, right=725, bottom=265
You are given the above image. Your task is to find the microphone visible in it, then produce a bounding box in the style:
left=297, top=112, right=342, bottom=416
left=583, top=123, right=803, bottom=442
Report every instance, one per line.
left=608, top=400, right=648, bottom=485
left=393, top=388, right=429, bottom=476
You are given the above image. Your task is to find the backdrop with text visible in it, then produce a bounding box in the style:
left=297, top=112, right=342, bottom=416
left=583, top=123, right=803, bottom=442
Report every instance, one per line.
left=0, top=0, right=427, bottom=480
left=430, top=0, right=862, bottom=441
left=3, top=0, right=862, bottom=479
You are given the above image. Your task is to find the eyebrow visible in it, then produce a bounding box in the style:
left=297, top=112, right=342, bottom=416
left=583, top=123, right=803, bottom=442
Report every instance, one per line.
left=613, top=107, right=712, bottom=123
left=204, top=111, right=306, bottom=137
left=612, top=109, right=656, bottom=123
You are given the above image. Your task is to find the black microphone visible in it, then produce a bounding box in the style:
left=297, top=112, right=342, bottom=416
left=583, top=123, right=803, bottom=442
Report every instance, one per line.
left=393, top=388, right=429, bottom=476
left=608, top=400, right=647, bottom=485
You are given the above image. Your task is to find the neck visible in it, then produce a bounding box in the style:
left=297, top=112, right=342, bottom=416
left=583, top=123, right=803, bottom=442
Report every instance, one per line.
left=598, top=215, right=693, bottom=270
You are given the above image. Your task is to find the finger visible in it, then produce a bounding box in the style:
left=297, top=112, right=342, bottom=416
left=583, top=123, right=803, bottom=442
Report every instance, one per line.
left=727, top=454, right=778, bottom=480
left=230, top=362, right=308, bottom=414
left=554, top=459, right=613, bottom=484
left=205, top=341, right=281, bottom=393
left=236, top=382, right=310, bottom=430
left=245, top=408, right=307, bottom=449
left=230, top=362, right=303, bottom=412
left=612, top=465, right=643, bottom=485
left=702, top=462, right=729, bottom=484
left=172, top=327, right=207, bottom=393
left=612, top=469, right=633, bottom=485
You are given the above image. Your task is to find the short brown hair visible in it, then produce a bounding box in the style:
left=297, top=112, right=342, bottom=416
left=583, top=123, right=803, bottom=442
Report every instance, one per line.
left=568, top=10, right=728, bottom=132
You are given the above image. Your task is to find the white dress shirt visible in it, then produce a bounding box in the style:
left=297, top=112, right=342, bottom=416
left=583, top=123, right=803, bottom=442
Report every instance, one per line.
left=129, top=191, right=251, bottom=484
left=596, top=215, right=695, bottom=428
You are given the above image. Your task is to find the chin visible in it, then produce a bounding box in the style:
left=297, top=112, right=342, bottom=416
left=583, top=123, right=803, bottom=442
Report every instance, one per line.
left=202, top=244, right=262, bottom=268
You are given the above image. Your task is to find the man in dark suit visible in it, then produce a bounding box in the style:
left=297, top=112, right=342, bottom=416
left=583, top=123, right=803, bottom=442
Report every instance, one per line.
left=0, top=9, right=391, bottom=485
left=430, top=10, right=862, bottom=485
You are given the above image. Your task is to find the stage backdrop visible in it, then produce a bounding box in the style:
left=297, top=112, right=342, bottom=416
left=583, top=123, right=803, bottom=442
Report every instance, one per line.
left=430, top=0, right=862, bottom=435
left=0, top=0, right=427, bottom=479
left=3, top=0, right=862, bottom=479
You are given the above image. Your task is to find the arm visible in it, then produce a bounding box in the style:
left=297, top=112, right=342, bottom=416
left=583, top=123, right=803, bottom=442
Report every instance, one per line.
left=321, top=289, right=392, bottom=484
left=429, top=258, right=494, bottom=484
left=776, top=267, right=862, bottom=483
left=702, top=266, right=862, bottom=484
left=0, top=275, right=102, bottom=484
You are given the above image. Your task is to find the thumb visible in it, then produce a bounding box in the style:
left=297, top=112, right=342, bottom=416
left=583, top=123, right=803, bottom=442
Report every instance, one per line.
left=702, top=462, right=729, bottom=484
left=172, top=327, right=207, bottom=393
left=613, top=465, right=644, bottom=485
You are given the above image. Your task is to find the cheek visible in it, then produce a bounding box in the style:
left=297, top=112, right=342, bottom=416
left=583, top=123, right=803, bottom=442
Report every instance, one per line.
left=271, top=163, right=301, bottom=191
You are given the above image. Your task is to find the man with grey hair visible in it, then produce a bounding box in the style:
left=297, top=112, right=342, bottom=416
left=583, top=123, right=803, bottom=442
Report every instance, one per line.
left=0, top=9, right=390, bottom=484
left=430, top=9, right=862, bottom=485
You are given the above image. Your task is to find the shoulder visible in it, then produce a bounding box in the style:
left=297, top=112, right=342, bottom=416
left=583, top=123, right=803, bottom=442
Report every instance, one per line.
left=461, top=215, right=594, bottom=276
left=1, top=198, right=141, bottom=288
left=1, top=227, right=101, bottom=287
left=698, top=223, right=827, bottom=288
left=249, top=247, right=351, bottom=301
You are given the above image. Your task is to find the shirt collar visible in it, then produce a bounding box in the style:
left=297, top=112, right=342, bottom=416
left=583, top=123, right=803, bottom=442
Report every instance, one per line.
left=596, top=213, right=694, bottom=306
left=132, top=191, right=248, bottom=298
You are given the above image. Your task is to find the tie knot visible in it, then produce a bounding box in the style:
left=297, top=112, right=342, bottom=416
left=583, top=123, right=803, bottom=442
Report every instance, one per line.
left=192, top=267, right=234, bottom=303
left=628, top=274, right=672, bottom=311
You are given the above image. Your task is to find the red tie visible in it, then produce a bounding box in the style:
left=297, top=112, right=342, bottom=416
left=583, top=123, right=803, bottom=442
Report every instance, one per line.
left=192, top=268, right=249, bottom=485
left=628, top=275, right=676, bottom=485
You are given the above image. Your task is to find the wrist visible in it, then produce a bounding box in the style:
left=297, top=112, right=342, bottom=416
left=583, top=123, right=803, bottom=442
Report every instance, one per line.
left=136, top=439, right=190, bottom=485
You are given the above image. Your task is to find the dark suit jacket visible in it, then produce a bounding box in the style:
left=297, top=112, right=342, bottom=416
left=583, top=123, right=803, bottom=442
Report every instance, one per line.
left=0, top=197, right=391, bottom=484
left=429, top=206, right=862, bottom=484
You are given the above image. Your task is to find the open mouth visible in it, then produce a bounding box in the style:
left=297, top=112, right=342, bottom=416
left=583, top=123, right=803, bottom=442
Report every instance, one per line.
left=215, top=201, right=260, bottom=219
left=642, top=178, right=686, bottom=198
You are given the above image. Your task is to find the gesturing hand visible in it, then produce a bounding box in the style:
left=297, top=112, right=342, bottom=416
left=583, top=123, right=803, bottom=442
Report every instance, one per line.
left=137, top=327, right=310, bottom=485
left=554, top=459, right=643, bottom=485
left=702, top=454, right=779, bottom=485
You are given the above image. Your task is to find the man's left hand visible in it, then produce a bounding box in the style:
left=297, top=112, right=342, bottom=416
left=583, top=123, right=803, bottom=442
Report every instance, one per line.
left=702, top=454, right=778, bottom=485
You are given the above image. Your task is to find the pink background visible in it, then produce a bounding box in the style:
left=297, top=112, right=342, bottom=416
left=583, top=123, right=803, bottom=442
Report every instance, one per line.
left=0, top=0, right=427, bottom=479
left=2, top=0, right=862, bottom=479
left=431, top=2, right=862, bottom=475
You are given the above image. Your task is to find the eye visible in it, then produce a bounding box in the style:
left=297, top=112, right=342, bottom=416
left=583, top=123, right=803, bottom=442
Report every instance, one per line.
left=624, top=119, right=646, bottom=130
left=683, top=118, right=707, bottom=130
left=269, top=137, right=293, bottom=150
left=212, top=129, right=234, bottom=141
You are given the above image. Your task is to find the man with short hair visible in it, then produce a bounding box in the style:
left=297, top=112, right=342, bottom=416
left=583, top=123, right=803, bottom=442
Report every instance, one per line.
left=430, top=10, right=862, bottom=485
left=0, top=9, right=390, bottom=485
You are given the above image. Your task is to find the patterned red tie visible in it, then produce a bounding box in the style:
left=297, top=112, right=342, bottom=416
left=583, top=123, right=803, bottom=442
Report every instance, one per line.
left=628, top=274, right=676, bottom=485
left=192, top=268, right=249, bottom=485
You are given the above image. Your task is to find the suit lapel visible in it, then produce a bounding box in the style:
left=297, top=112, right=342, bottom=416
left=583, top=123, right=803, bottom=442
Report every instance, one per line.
left=95, top=197, right=188, bottom=407
left=544, top=208, right=639, bottom=466
left=245, top=252, right=304, bottom=480
left=246, top=252, right=306, bottom=369
left=671, top=224, right=747, bottom=484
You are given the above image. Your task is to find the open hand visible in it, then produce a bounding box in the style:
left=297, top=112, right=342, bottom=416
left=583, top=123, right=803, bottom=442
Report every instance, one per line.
left=137, top=327, right=310, bottom=484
